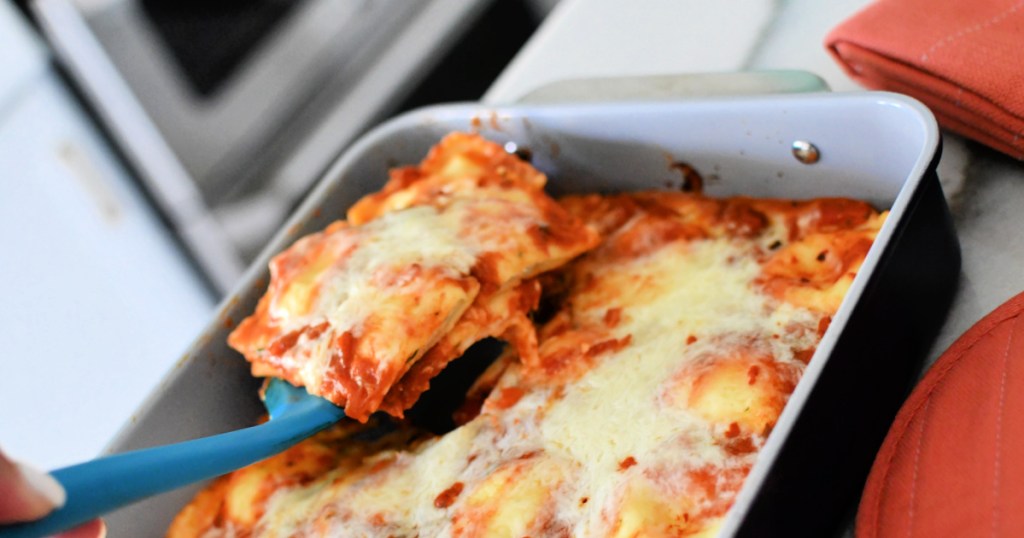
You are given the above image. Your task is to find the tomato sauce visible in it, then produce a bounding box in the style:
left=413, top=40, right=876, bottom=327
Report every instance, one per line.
left=603, top=307, right=622, bottom=328
left=434, top=482, right=465, bottom=509
left=491, top=387, right=526, bottom=410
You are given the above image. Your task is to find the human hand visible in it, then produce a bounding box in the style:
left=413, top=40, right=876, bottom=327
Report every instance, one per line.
left=0, top=449, right=104, bottom=538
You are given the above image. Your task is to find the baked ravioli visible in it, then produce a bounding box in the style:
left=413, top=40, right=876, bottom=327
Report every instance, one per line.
left=228, top=133, right=599, bottom=421
left=173, top=136, right=886, bottom=537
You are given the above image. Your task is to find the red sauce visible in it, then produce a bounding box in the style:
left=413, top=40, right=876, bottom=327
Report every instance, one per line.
left=603, top=308, right=622, bottom=327
left=670, top=161, right=704, bottom=194
left=720, top=201, right=768, bottom=238
left=747, top=365, right=761, bottom=385
left=529, top=197, right=600, bottom=250
left=227, top=298, right=271, bottom=353
left=806, top=199, right=874, bottom=232
left=325, top=330, right=398, bottom=422
left=586, top=335, right=633, bottom=358
left=307, top=322, right=330, bottom=340
left=559, top=194, right=641, bottom=238
left=516, top=450, right=541, bottom=461
left=268, top=322, right=329, bottom=357
left=471, top=253, right=503, bottom=295
left=379, top=343, right=453, bottom=418
left=818, top=316, right=832, bottom=337
left=686, top=335, right=698, bottom=345
left=794, top=348, right=816, bottom=364
left=531, top=329, right=633, bottom=384
left=434, top=482, right=465, bottom=509
left=492, top=387, right=526, bottom=410
left=533, top=346, right=588, bottom=382
left=518, top=280, right=543, bottom=312
left=452, top=392, right=487, bottom=426
left=687, top=466, right=718, bottom=499
left=369, top=458, right=393, bottom=474
left=389, top=166, right=423, bottom=190
left=604, top=214, right=702, bottom=260
left=723, top=436, right=757, bottom=456
left=618, top=456, right=638, bottom=471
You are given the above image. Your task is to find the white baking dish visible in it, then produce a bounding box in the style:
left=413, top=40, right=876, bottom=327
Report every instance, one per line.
left=102, top=92, right=959, bottom=537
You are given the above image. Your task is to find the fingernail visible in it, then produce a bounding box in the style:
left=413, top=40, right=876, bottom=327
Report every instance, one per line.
left=16, top=462, right=66, bottom=509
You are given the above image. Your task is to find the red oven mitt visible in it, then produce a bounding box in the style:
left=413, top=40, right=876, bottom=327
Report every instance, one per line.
left=857, top=291, right=1024, bottom=537
left=826, top=0, right=1024, bottom=159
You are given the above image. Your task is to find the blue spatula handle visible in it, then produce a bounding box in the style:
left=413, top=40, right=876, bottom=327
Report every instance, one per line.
left=0, top=393, right=344, bottom=538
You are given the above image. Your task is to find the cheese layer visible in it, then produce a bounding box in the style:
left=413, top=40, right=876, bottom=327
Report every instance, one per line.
left=172, top=189, right=884, bottom=537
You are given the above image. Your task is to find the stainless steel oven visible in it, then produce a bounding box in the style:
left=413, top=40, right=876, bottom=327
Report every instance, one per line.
left=32, top=0, right=493, bottom=291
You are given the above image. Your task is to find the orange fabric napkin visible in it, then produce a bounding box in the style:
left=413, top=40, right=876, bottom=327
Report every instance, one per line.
left=856, top=291, right=1024, bottom=537
left=826, top=0, right=1024, bottom=159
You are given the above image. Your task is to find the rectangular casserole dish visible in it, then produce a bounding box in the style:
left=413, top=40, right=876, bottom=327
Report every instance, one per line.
left=104, top=92, right=960, bottom=537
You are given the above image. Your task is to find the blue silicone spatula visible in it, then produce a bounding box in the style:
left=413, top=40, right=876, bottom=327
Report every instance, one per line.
left=0, top=378, right=344, bottom=538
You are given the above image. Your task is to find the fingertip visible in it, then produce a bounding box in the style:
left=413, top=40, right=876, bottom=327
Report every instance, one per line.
left=0, top=455, right=66, bottom=522
left=54, top=518, right=105, bottom=538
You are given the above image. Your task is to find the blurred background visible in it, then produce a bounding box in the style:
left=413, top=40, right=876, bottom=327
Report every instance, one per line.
left=1, top=0, right=557, bottom=468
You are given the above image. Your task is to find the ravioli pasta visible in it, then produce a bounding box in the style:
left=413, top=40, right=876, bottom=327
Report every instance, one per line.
left=171, top=134, right=884, bottom=537
left=228, top=133, right=599, bottom=421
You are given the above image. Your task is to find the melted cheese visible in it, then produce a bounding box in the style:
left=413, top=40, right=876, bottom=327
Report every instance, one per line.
left=454, top=456, right=568, bottom=537
left=307, top=206, right=477, bottom=321
left=611, top=477, right=693, bottom=538
left=540, top=240, right=763, bottom=499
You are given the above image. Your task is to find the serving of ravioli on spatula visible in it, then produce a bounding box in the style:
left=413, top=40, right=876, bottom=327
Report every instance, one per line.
left=228, top=133, right=600, bottom=421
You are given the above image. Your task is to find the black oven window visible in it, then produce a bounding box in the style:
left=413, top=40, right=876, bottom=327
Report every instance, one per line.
left=140, top=0, right=305, bottom=97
